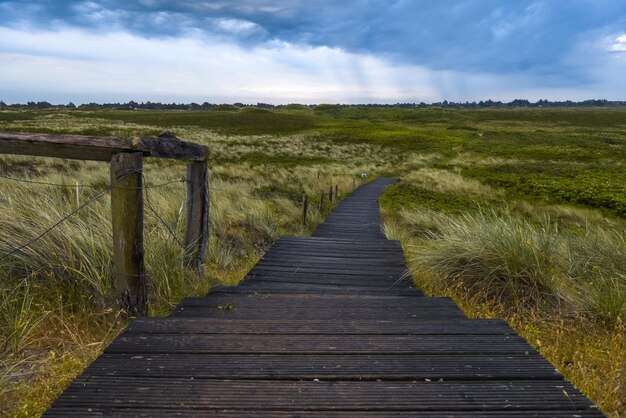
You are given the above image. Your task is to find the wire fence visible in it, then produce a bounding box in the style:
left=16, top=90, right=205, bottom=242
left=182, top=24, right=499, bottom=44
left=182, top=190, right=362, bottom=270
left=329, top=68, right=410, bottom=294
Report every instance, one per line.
left=0, top=169, right=351, bottom=262
left=0, top=169, right=187, bottom=260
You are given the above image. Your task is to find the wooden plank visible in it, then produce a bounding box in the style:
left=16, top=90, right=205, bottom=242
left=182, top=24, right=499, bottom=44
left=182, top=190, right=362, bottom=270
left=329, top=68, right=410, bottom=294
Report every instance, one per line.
left=258, top=256, right=407, bottom=267
left=134, top=135, right=207, bottom=161
left=188, top=292, right=428, bottom=302
left=248, top=264, right=407, bottom=276
left=209, top=282, right=422, bottom=295
left=87, top=353, right=559, bottom=380
left=44, top=408, right=606, bottom=417
left=0, top=131, right=134, bottom=161
left=256, top=258, right=406, bottom=267
left=0, top=131, right=207, bottom=161
left=242, top=275, right=410, bottom=286
left=246, top=266, right=409, bottom=276
left=262, top=249, right=406, bottom=259
left=48, top=378, right=598, bottom=411
left=179, top=295, right=454, bottom=308
left=267, top=250, right=406, bottom=259
left=244, top=271, right=408, bottom=280
left=270, top=244, right=401, bottom=251
left=126, top=318, right=514, bottom=335
left=105, top=334, right=537, bottom=354
left=278, top=236, right=401, bottom=245
left=171, top=306, right=465, bottom=319
left=242, top=273, right=412, bottom=286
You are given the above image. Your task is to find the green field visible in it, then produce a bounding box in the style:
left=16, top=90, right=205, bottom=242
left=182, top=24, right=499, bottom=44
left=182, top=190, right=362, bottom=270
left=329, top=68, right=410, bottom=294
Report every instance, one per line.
left=0, top=106, right=624, bottom=416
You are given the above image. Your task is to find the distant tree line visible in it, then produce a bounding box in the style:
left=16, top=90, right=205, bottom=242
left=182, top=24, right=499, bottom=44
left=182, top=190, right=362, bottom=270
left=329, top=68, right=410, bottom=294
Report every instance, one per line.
left=0, top=98, right=625, bottom=110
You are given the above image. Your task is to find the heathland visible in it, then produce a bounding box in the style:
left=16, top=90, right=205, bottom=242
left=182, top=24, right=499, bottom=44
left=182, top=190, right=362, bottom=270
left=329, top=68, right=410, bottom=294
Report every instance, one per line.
left=0, top=106, right=624, bottom=416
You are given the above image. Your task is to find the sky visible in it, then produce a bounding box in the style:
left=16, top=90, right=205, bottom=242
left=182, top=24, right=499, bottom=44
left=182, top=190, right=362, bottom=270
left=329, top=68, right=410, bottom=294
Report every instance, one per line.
left=1, top=0, right=626, bottom=104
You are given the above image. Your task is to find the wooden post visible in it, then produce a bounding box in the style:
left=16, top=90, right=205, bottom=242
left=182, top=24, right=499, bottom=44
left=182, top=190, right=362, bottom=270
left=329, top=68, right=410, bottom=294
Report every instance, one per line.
left=319, top=190, right=325, bottom=212
left=184, top=161, right=209, bottom=275
left=110, top=152, right=146, bottom=316
left=329, top=185, right=333, bottom=202
left=301, top=194, right=308, bottom=226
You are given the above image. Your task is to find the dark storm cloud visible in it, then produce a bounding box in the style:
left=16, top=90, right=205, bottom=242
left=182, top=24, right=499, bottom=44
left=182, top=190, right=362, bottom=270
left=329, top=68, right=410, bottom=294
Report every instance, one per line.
left=2, top=0, right=625, bottom=77
left=2, top=0, right=626, bottom=103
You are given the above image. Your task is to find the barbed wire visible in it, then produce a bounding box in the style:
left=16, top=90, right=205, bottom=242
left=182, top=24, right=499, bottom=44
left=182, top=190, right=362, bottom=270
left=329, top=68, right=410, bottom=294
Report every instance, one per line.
left=0, top=169, right=348, bottom=262
left=143, top=173, right=186, bottom=250
left=0, top=171, right=341, bottom=203
left=210, top=185, right=318, bottom=204
left=0, top=172, right=187, bottom=189
left=0, top=188, right=111, bottom=261
left=0, top=173, right=105, bottom=188
left=0, top=169, right=142, bottom=261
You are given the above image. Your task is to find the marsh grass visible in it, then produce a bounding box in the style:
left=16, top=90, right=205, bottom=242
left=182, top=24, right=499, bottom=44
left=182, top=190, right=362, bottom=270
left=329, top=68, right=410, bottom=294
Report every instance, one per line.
left=381, top=170, right=625, bottom=416
left=1, top=106, right=625, bottom=416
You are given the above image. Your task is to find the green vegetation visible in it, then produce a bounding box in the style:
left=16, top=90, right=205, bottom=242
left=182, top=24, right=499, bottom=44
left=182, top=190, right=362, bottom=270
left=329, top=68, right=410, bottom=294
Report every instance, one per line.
left=380, top=183, right=481, bottom=213
left=0, top=106, right=625, bottom=416
left=461, top=163, right=626, bottom=216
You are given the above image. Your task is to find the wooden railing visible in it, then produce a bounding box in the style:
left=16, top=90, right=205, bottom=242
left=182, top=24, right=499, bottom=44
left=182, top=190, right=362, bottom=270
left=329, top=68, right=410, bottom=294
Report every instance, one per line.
left=0, top=132, right=209, bottom=315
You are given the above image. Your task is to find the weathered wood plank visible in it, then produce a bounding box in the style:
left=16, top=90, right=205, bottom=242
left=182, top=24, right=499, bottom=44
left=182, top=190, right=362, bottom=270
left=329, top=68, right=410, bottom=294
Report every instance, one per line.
left=134, top=135, right=207, bottom=161
left=171, top=306, right=465, bottom=319
left=88, top=353, right=559, bottom=380
left=209, top=282, right=422, bottom=295
left=248, top=265, right=408, bottom=277
left=125, top=318, right=513, bottom=335
left=48, top=378, right=598, bottom=411
left=0, top=132, right=134, bottom=161
left=44, top=408, right=606, bottom=417
left=0, top=131, right=207, bottom=161
left=241, top=274, right=412, bottom=287
left=105, top=334, right=537, bottom=354
left=179, top=295, right=453, bottom=308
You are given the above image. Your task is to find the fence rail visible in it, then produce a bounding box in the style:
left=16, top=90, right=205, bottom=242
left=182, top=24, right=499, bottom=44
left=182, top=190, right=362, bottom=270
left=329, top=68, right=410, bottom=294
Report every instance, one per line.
left=0, top=131, right=209, bottom=315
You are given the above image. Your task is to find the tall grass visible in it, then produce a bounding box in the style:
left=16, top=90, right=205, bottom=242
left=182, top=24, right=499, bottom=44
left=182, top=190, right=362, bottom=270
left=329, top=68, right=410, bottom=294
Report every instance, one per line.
left=2, top=107, right=625, bottom=416
left=0, top=144, right=361, bottom=416
left=382, top=174, right=625, bottom=415
left=399, top=208, right=625, bottom=324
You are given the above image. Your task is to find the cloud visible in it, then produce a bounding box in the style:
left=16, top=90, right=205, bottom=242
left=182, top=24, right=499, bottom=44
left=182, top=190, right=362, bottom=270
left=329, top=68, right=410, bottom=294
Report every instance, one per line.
left=0, top=26, right=436, bottom=103
left=1, top=26, right=618, bottom=104
left=0, top=1, right=625, bottom=102
left=610, top=34, right=626, bottom=52
left=3, top=1, right=626, bottom=72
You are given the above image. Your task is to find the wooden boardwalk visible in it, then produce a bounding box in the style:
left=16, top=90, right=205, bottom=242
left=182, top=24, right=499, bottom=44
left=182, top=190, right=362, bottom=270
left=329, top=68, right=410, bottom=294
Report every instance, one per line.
left=46, top=178, right=602, bottom=417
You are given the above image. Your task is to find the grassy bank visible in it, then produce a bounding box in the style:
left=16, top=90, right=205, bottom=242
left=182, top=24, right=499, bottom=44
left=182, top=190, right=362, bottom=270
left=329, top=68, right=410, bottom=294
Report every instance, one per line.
left=0, top=106, right=625, bottom=416
left=380, top=172, right=625, bottom=416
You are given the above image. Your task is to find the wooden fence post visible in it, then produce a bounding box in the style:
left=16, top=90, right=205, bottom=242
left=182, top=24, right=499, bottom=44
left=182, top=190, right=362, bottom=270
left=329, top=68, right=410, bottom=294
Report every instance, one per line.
left=319, top=190, right=325, bottom=212
left=110, top=152, right=146, bottom=316
left=329, top=185, right=333, bottom=202
left=302, top=194, right=308, bottom=226
left=184, top=161, right=209, bottom=275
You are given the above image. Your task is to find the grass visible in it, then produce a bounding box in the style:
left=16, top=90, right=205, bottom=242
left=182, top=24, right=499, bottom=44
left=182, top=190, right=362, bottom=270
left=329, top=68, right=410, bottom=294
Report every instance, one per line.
left=0, top=106, right=625, bottom=416
left=381, top=169, right=625, bottom=416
